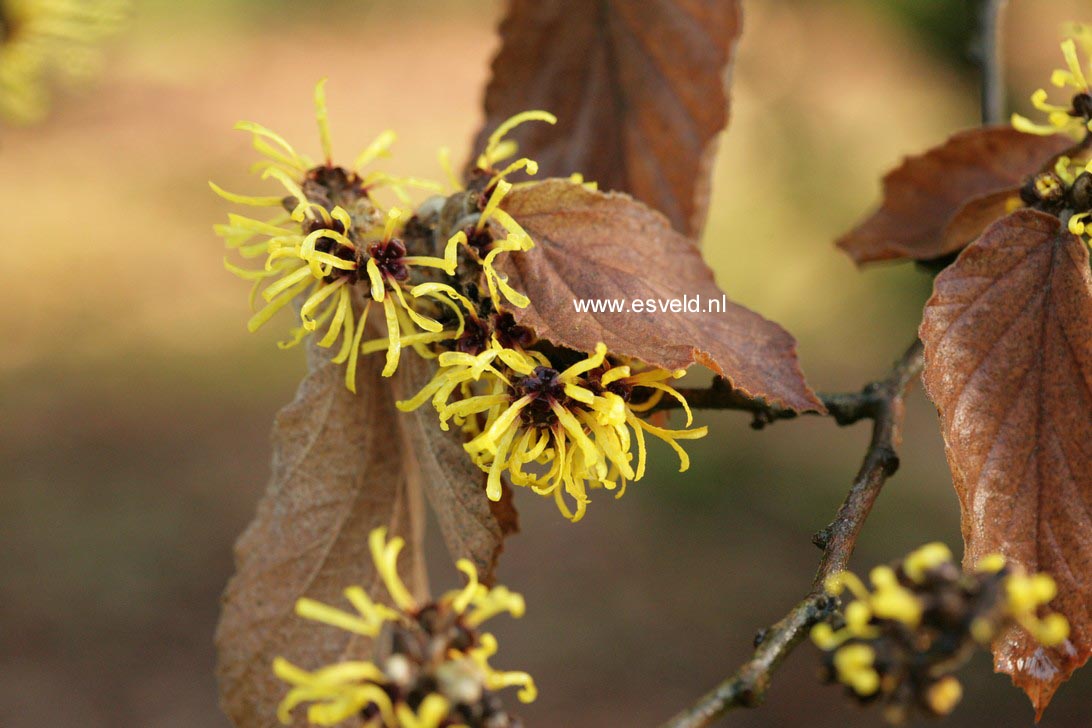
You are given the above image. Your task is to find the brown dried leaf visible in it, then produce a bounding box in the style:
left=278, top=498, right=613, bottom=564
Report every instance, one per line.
left=939, top=188, right=1022, bottom=256
left=216, top=343, right=428, bottom=728
left=838, top=127, right=1072, bottom=265
left=473, top=0, right=743, bottom=238
left=392, top=355, right=519, bottom=584
left=495, top=179, right=823, bottom=413
left=919, top=210, right=1092, bottom=716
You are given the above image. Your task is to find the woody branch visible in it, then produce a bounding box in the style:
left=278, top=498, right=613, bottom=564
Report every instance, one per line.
left=659, top=339, right=923, bottom=728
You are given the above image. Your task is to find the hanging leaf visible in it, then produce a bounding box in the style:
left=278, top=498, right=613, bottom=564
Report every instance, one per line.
left=919, top=210, right=1092, bottom=716
left=392, top=354, right=519, bottom=585
left=215, top=341, right=428, bottom=728
left=495, top=180, right=823, bottom=413
left=473, top=0, right=743, bottom=238
left=838, top=128, right=1072, bottom=265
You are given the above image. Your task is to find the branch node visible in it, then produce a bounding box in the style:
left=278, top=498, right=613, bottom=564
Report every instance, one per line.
left=738, top=686, right=762, bottom=708
left=878, top=445, right=900, bottom=477
left=815, top=594, right=837, bottom=615
left=750, top=409, right=795, bottom=430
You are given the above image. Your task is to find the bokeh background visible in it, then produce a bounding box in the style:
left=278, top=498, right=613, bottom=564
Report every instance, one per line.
left=2, top=0, right=1090, bottom=725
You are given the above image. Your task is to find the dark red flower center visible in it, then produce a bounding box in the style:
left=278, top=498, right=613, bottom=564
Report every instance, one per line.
left=492, top=312, right=533, bottom=349
left=455, top=316, right=489, bottom=355
left=1072, top=91, right=1092, bottom=120
left=368, top=238, right=409, bottom=281
left=516, top=366, right=566, bottom=426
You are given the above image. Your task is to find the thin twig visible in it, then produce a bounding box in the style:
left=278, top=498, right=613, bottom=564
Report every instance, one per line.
left=660, top=381, right=885, bottom=430
left=660, top=339, right=924, bottom=728
left=976, top=0, right=1009, bottom=125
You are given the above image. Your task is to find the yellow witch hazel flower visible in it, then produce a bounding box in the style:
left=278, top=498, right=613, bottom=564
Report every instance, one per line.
left=1012, top=21, right=1092, bottom=139
left=213, top=81, right=464, bottom=391
left=812, top=543, right=1069, bottom=723
left=398, top=339, right=707, bottom=522
left=275, top=527, right=535, bottom=728
left=439, top=110, right=562, bottom=309
left=0, top=0, right=127, bottom=123
left=214, top=82, right=560, bottom=392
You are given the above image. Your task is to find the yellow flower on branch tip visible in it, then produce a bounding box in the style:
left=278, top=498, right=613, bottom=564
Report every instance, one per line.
left=397, top=339, right=707, bottom=522
left=1012, top=25, right=1092, bottom=139
left=812, top=543, right=1071, bottom=722
left=274, top=527, right=535, bottom=727
left=0, top=0, right=127, bottom=124
left=213, top=80, right=462, bottom=391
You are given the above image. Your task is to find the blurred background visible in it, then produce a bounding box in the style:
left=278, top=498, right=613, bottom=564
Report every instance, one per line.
left=2, top=0, right=1090, bottom=725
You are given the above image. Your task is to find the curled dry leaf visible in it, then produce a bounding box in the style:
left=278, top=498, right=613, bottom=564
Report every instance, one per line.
left=392, top=354, right=519, bottom=585
left=919, top=210, right=1092, bottom=716
left=473, top=0, right=743, bottom=238
left=495, top=179, right=823, bottom=414
left=215, top=340, right=428, bottom=728
left=837, top=127, right=1072, bottom=265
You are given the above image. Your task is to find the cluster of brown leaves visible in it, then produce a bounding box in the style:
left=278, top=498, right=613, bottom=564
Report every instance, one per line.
left=840, top=127, right=1091, bottom=716
left=214, top=2, right=831, bottom=726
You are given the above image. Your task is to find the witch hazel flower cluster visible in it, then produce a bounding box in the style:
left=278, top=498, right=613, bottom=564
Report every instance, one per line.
left=213, top=82, right=707, bottom=522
